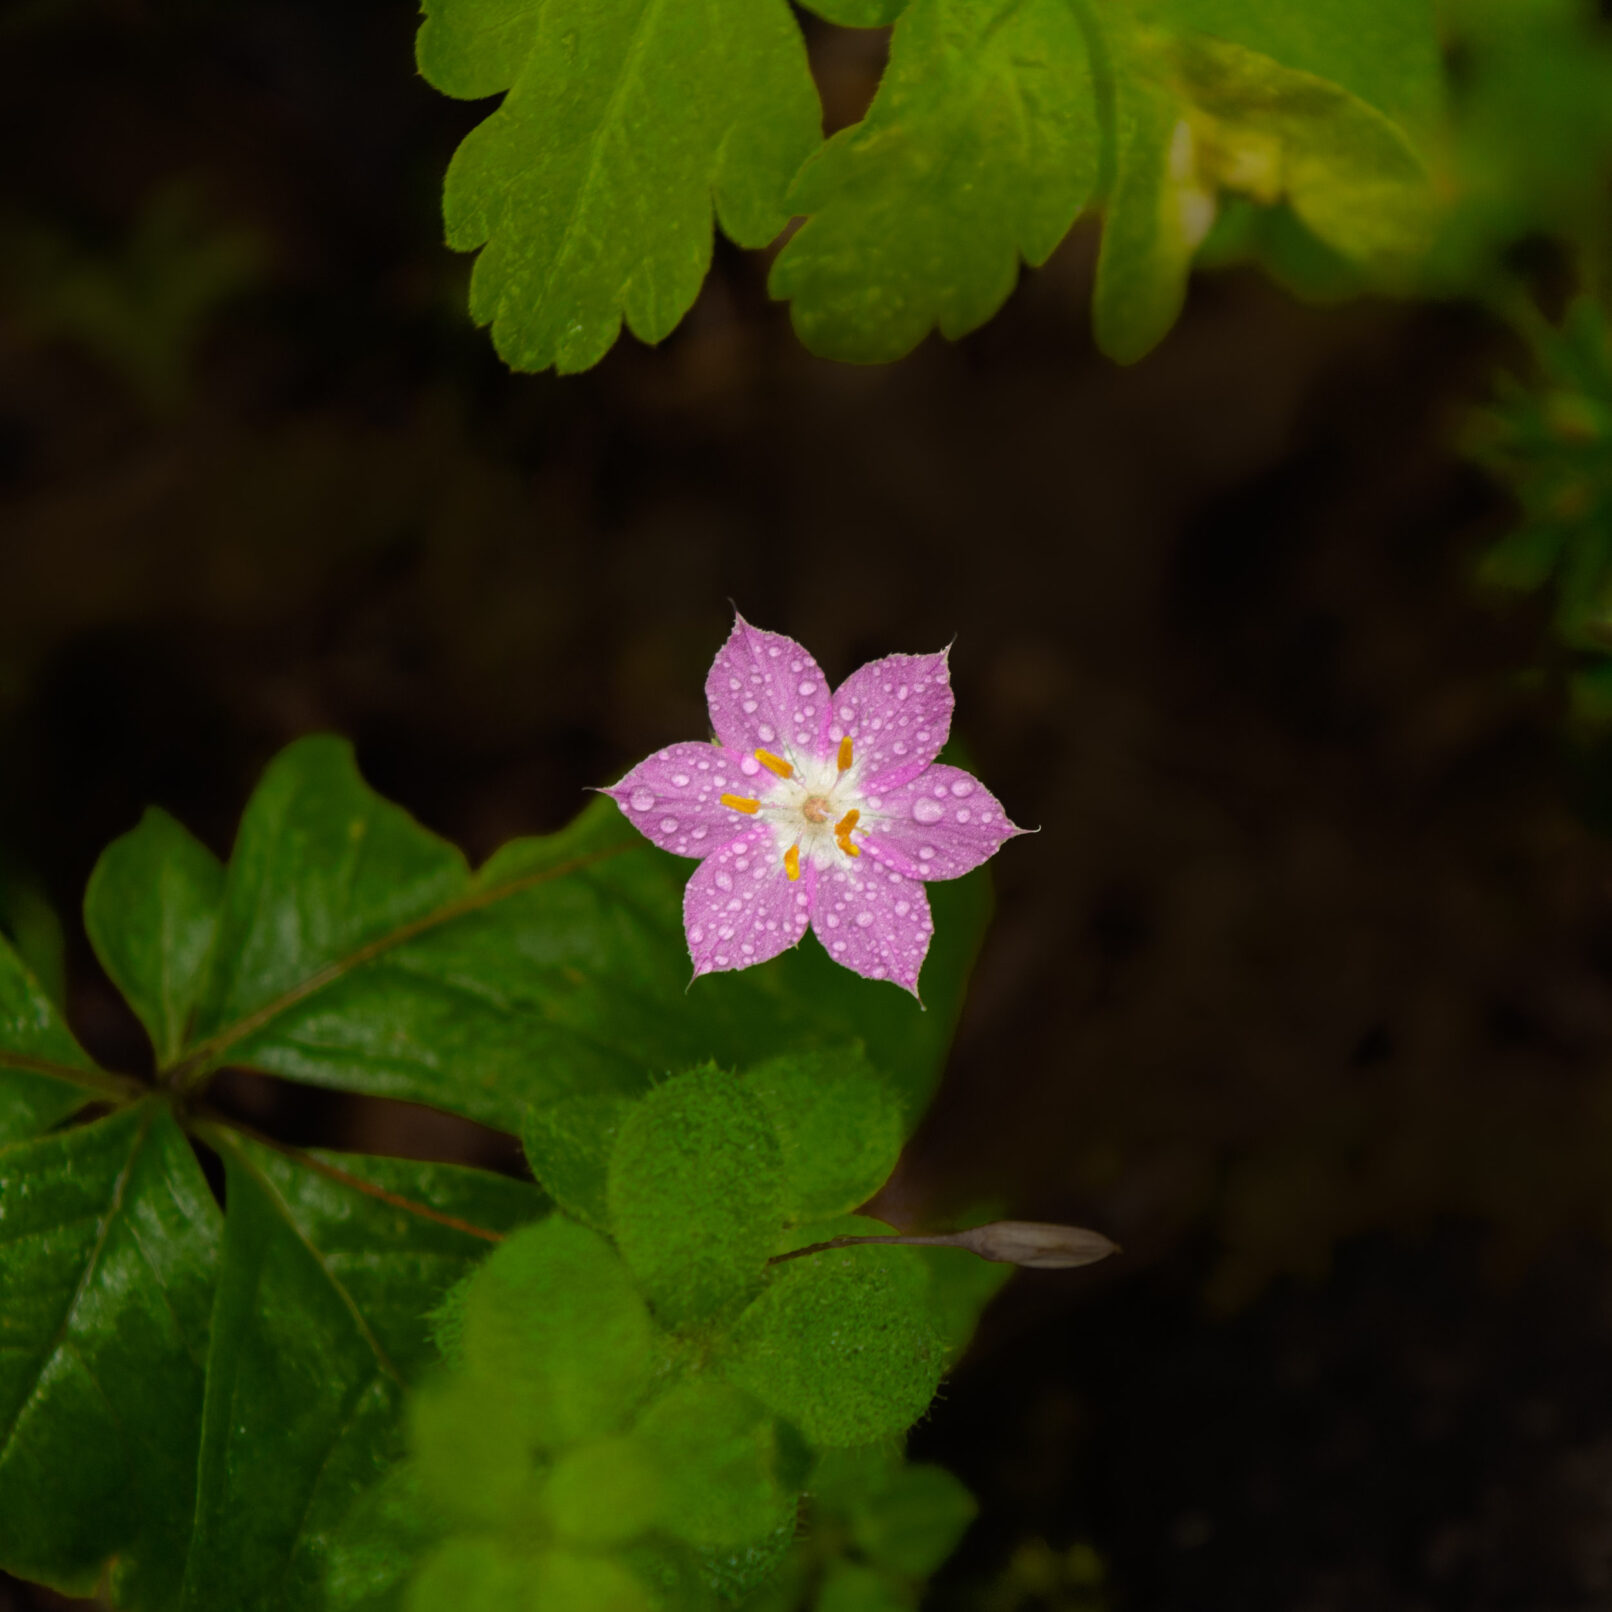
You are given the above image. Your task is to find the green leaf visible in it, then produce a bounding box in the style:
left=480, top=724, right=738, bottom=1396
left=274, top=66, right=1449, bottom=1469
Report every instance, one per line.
left=796, top=0, right=907, bottom=22
left=180, top=1138, right=408, bottom=1612
left=522, top=1091, right=636, bottom=1231
left=1143, top=0, right=1441, bottom=138
left=847, top=1462, right=976, bottom=1576
left=772, top=0, right=1098, bottom=363
left=421, top=0, right=821, bottom=373
left=243, top=1142, right=546, bottom=1377
left=85, top=807, right=225, bottom=1068
left=178, top=737, right=983, bottom=1130
left=608, top=1067, right=784, bottom=1325
left=0, top=1099, right=220, bottom=1608
left=325, top=1466, right=443, bottom=1612
left=721, top=1242, right=945, bottom=1447
left=743, top=1047, right=905, bottom=1221
left=0, top=932, right=105, bottom=1145
left=460, top=1216, right=655, bottom=1449
left=633, top=1381, right=795, bottom=1547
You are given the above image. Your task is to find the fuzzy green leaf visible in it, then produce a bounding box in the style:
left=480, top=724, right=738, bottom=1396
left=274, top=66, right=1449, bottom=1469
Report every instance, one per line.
left=0, top=1100, right=220, bottom=1608
left=0, top=932, right=104, bottom=1145
left=722, top=1238, right=945, bottom=1446
left=422, top=0, right=821, bottom=373
left=772, top=0, right=1098, bottom=362
left=608, top=1067, right=784, bottom=1326
left=521, top=1091, right=635, bottom=1231
left=848, top=1462, right=976, bottom=1576
left=85, top=807, right=224, bottom=1069
left=179, top=737, right=982, bottom=1128
left=743, top=1047, right=904, bottom=1220
left=179, top=1140, right=409, bottom=1612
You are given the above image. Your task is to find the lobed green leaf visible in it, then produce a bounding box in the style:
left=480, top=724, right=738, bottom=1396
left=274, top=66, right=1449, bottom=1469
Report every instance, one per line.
left=423, top=0, right=821, bottom=373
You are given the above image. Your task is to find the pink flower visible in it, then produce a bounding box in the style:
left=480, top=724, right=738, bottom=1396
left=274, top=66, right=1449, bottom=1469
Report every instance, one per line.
left=606, top=615, right=1025, bottom=996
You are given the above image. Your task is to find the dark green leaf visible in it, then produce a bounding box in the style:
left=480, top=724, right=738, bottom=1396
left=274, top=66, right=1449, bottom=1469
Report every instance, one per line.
left=0, top=1099, right=220, bottom=1608
left=179, top=1138, right=407, bottom=1612
left=0, top=932, right=105, bottom=1145
left=421, top=0, right=821, bottom=373
left=773, top=0, right=1098, bottom=363
left=179, top=737, right=985, bottom=1129
left=243, top=1141, right=545, bottom=1378
left=796, top=0, right=907, bottom=22
left=86, top=807, right=225, bottom=1068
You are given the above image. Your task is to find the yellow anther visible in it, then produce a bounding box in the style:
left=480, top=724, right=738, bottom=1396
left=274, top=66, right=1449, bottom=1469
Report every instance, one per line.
left=755, top=749, right=793, bottom=779
left=784, top=843, right=801, bottom=882
left=720, top=794, right=760, bottom=814
left=834, top=809, right=859, bottom=836
left=836, top=837, right=861, bottom=859
left=837, top=735, right=853, bottom=772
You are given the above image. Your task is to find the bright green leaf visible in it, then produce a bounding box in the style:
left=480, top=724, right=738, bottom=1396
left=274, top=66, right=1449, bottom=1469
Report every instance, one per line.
left=461, top=1215, right=655, bottom=1448
left=179, top=1139, right=407, bottom=1612
left=1143, top=0, right=1441, bottom=138
left=608, top=1066, right=784, bottom=1326
left=817, top=1560, right=910, bottom=1612
left=634, top=1381, right=794, bottom=1547
left=85, top=807, right=224, bottom=1068
left=0, top=1100, right=220, bottom=1608
left=797, top=0, right=907, bottom=21
left=772, top=0, right=1098, bottom=362
left=848, top=1462, right=976, bottom=1577
left=423, top=0, right=821, bottom=373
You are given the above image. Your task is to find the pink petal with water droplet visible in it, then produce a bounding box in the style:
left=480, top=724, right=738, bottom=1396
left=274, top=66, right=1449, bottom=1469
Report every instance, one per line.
left=685, top=826, right=812, bottom=977
left=860, top=764, right=1025, bottom=881
left=829, top=651, right=953, bottom=791
left=810, top=859, right=934, bottom=998
left=604, top=741, right=768, bottom=858
left=705, top=614, right=832, bottom=768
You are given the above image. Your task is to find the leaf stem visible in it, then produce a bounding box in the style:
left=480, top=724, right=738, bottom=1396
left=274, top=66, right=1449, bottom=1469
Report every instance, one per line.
left=0, top=1049, right=146, bottom=1105
left=189, top=1113, right=508, bottom=1244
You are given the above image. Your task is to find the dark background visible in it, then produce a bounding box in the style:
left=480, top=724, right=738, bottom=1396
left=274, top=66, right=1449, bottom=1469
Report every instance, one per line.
left=6, top=2, right=1612, bottom=1607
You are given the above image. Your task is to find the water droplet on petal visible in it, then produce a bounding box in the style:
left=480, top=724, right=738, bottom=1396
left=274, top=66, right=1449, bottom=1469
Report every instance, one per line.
left=918, top=846, right=935, bottom=860
left=913, top=798, right=945, bottom=824
left=799, top=680, right=815, bottom=696
left=856, top=911, right=874, bottom=927
left=897, top=685, right=909, bottom=701
left=716, top=871, right=733, bottom=891
left=660, top=817, right=678, bottom=834
left=957, top=808, right=971, bottom=822
left=740, top=756, right=760, bottom=775
left=895, top=901, right=910, bottom=917
left=951, top=778, right=973, bottom=797
left=629, top=788, right=655, bottom=812
left=671, top=773, right=689, bottom=787
left=742, top=699, right=758, bottom=714
left=758, top=724, right=775, bottom=741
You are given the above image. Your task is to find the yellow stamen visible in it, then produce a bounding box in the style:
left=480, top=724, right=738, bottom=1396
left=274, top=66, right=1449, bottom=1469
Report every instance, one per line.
left=834, top=809, right=859, bottom=836
left=837, top=735, right=853, bottom=772
left=784, top=843, right=801, bottom=882
left=837, top=837, right=861, bottom=858
left=720, top=794, right=760, bottom=814
left=755, top=749, right=793, bottom=779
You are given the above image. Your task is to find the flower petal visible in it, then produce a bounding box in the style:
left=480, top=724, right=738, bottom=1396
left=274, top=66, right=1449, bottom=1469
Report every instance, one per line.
left=685, top=826, right=813, bottom=977
left=829, top=651, right=953, bottom=790
left=860, top=764, right=1025, bottom=882
left=605, top=741, right=775, bottom=858
left=705, top=615, right=832, bottom=770
left=810, top=858, right=934, bottom=998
